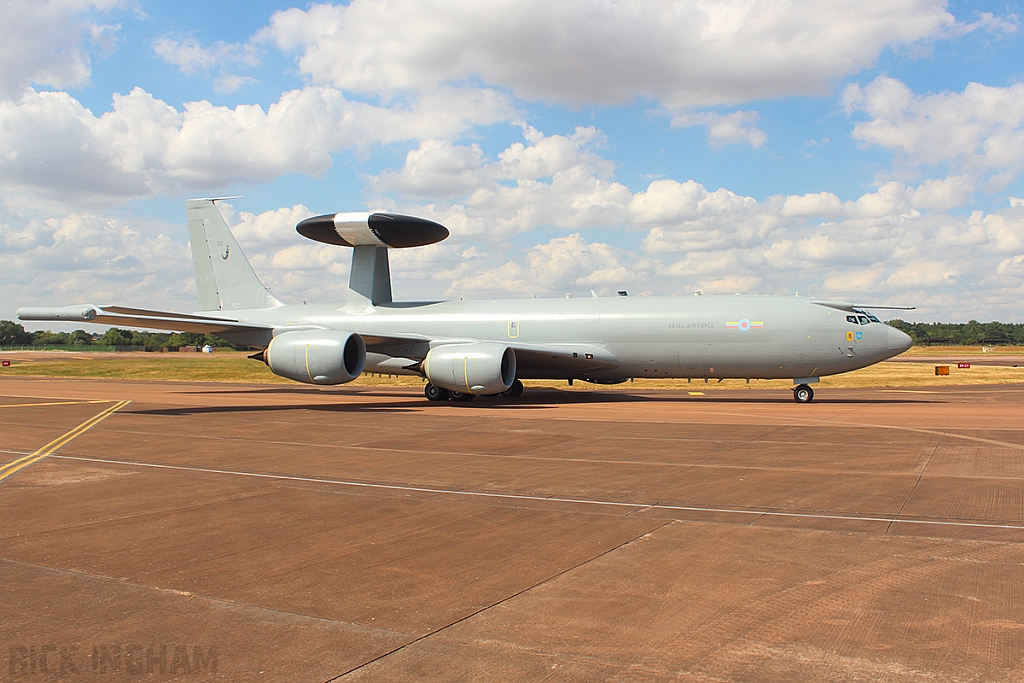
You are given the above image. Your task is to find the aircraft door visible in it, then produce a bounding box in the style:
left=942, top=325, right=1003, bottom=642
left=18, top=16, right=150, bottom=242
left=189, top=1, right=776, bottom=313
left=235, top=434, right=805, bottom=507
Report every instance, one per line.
left=677, top=345, right=703, bottom=376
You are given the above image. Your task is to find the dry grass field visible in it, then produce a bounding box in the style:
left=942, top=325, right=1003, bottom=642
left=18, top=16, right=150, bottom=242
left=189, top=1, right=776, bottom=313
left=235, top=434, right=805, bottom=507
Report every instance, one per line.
left=2, top=346, right=1022, bottom=390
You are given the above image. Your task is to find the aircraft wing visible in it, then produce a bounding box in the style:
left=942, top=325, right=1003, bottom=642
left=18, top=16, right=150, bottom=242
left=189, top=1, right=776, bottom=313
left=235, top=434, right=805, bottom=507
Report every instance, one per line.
left=508, top=342, right=620, bottom=372
left=17, top=305, right=273, bottom=336
left=17, top=306, right=619, bottom=373
left=363, top=335, right=620, bottom=373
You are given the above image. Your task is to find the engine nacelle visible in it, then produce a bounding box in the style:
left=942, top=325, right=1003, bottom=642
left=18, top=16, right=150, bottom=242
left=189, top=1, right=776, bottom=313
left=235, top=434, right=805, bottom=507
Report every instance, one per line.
left=422, top=343, right=516, bottom=395
left=266, top=330, right=366, bottom=385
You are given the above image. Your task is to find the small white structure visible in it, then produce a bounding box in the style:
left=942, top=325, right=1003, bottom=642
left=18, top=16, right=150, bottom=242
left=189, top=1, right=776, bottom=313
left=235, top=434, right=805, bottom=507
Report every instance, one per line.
left=201, top=344, right=213, bottom=353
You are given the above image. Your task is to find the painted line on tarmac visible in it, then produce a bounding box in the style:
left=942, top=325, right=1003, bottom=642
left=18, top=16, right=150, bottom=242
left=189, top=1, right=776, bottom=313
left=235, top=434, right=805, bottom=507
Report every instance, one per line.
left=880, top=390, right=941, bottom=394
left=0, top=400, right=111, bottom=409
left=0, top=401, right=131, bottom=483
left=52, top=453, right=1024, bottom=532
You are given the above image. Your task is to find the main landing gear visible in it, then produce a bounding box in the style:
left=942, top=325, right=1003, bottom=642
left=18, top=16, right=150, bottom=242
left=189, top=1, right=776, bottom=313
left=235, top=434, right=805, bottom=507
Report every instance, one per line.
left=424, top=384, right=475, bottom=401
left=792, top=384, right=815, bottom=404
left=500, top=379, right=524, bottom=397
left=424, top=378, right=524, bottom=401
left=424, top=383, right=450, bottom=401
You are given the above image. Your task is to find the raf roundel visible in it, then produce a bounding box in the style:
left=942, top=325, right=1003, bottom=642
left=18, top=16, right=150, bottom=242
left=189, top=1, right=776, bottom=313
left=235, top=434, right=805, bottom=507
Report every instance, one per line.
left=726, top=318, right=763, bottom=332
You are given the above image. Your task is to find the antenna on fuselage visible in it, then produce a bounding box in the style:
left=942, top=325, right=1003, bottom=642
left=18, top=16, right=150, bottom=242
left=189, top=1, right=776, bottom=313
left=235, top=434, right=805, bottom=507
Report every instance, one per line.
left=294, top=212, right=449, bottom=307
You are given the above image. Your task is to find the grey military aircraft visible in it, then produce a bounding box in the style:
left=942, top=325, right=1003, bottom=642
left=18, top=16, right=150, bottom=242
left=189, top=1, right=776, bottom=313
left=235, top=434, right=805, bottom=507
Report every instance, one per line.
left=18, top=198, right=913, bottom=403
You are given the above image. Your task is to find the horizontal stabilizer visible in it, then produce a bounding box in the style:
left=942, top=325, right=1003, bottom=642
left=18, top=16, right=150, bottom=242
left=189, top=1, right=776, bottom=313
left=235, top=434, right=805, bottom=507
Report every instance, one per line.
left=853, top=304, right=916, bottom=310
left=17, top=305, right=272, bottom=336
left=811, top=300, right=915, bottom=312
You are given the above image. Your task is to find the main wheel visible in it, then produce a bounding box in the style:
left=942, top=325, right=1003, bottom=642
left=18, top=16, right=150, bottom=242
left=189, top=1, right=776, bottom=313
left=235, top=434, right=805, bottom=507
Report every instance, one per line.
left=449, top=391, right=476, bottom=402
left=793, top=384, right=814, bottom=403
left=424, top=384, right=451, bottom=401
left=500, top=379, right=524, bottom=397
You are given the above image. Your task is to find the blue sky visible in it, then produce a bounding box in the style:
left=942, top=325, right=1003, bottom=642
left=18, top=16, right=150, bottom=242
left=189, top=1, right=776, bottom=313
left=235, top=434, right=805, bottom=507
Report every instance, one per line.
left=3, top=0, right=1024, bottom=324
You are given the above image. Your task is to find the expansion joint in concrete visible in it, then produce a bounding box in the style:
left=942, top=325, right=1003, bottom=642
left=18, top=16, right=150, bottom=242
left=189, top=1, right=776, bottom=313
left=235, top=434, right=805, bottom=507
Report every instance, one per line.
left=322, top=520, right=673, bottom=682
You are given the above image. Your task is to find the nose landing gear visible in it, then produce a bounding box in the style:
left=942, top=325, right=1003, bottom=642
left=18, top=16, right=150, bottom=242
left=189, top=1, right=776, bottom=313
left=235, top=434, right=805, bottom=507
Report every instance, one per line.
left=793, top=384, right=815, bottom=403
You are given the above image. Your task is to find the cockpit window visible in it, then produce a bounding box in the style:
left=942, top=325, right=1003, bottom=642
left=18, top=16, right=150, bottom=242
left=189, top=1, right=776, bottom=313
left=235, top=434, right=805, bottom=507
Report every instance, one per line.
left=852, top=309, right=881, bottom=324
left=846, top=315, right=858, bottom=324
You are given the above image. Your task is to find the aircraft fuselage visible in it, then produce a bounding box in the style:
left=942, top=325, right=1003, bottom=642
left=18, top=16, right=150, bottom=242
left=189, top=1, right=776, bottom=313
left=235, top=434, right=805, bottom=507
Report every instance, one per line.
left=224, top=294, right=911, bottom=382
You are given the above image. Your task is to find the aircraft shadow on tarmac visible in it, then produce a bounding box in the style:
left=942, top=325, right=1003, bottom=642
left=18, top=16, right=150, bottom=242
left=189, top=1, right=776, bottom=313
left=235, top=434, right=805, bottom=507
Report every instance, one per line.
left=133, top=388, right=935, bottom=417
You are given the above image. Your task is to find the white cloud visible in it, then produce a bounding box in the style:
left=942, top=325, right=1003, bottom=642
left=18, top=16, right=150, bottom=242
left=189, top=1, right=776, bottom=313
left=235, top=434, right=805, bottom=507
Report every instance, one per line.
left=372, top=139, right=488, bottom=199
left=0, top=211, right=194, bottom=321
left=778, top=192, right=843, bottom=218
left=1, top=202, right=355, bottom=321
left=445, top=234, right=635, bottom=298
left=373, top=126, right=615, bottom=200
left=997, top=254, right=1024, bottom=277
left=152, top=37, right=258, bottom=74
left=952, top=11, right=1019, bottom=36
left=361, top=125, right=1024, bottom=316
left=213, top=74, right=258, bottom=95
left=0, top=85, right=514, bottom=207
left=844, top=76, right=1024, bottom=182
left=0, top=0, right=130, bottom=100
left=630, top=179, right=759, bottom=225
left=371, top=127, right=630, bottom=239
left=885, top=260, right=958, bottom=288
left=8, top=175, right=1024, bottom=324
left=259, top=0, right=960, bottom=108
left=670, top=110, right=767, bottom=149
left=152, top=37, right=260, bottom=94
left=220, top=203, right=314, bottom=250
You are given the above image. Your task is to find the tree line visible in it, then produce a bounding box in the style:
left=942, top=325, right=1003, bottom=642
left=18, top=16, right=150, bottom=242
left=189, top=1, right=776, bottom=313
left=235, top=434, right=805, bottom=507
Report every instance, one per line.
left=883, top=320, right=1024, bottom=345
left=0, top=320, right=240, bottom=350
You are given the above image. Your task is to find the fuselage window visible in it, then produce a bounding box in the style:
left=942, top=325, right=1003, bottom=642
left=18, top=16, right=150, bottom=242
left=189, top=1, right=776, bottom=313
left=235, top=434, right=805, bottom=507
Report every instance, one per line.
left=867, top=314, right=881, bottom=323
left=846, top=315, right=858, bottom=324
left=858, top=315, right=870, bottom=325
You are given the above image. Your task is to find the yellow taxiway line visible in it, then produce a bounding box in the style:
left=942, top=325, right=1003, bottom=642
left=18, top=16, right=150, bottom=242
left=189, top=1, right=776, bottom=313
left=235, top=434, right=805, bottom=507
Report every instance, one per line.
left=0, top=400, right=111, bottom=409
left=0, top=400, right=131, bottom=483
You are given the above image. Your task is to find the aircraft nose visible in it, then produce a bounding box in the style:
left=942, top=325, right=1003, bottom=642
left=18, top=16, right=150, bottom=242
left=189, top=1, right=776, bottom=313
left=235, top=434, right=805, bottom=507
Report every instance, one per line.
left=886, top=326, right=913, bottom=354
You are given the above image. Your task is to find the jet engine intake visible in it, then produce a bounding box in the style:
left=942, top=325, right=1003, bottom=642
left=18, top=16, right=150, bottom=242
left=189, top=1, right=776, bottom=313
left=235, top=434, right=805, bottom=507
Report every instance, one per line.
left=266, top=330, right=366, bottom=385
left=422, top=343, right=516, bottom=395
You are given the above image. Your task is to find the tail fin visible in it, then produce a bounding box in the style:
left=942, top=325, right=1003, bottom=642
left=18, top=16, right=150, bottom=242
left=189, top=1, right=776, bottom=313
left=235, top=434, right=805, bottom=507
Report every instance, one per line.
left=185, top=198, right=283, bottom=311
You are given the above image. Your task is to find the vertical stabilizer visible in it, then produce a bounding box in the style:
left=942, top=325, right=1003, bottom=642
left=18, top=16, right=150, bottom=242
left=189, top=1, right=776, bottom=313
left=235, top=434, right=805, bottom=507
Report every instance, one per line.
left=185, top=198, right=283, bottom=311
left=347, top=245, right=392, bottom=307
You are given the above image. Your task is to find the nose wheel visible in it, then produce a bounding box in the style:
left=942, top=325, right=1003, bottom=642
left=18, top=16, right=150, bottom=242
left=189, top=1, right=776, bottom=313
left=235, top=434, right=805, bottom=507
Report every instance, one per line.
left=793, top=384, right=814, bottom=403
